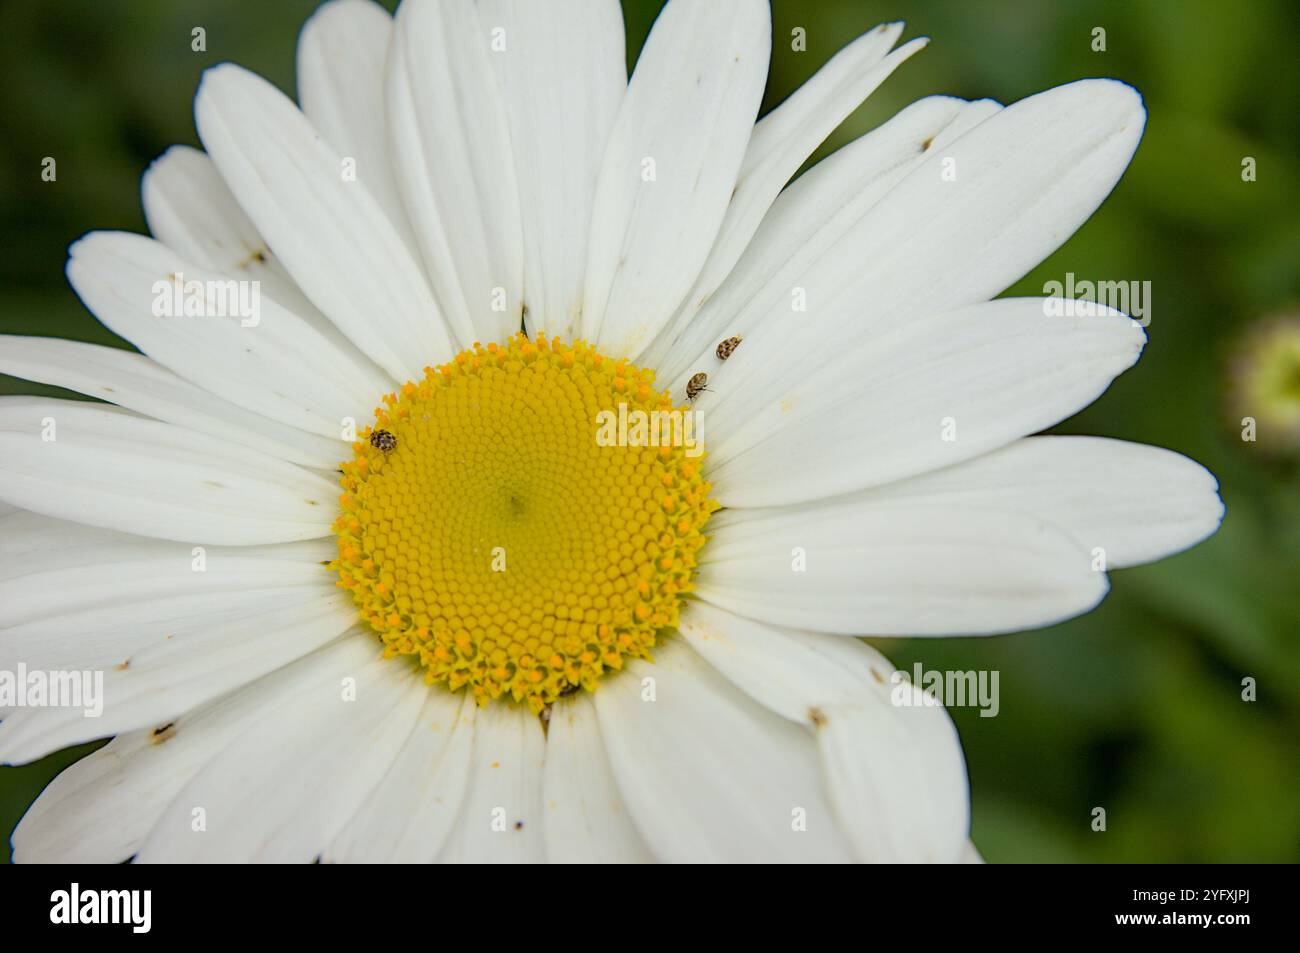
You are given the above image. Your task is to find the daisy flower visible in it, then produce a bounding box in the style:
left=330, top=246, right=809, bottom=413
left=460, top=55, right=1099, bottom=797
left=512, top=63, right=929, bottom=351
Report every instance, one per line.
left=1223, top=312, right=1300, bottom=456
left=0, top=0, right=1223, bottom=863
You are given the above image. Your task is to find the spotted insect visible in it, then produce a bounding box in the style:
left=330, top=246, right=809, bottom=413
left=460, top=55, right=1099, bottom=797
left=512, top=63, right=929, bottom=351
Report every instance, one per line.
left=715, top=335, right=742, bottom=361
left=686, top=372, right=709, bottom=402
left=369, top=429, right=397, bottom=452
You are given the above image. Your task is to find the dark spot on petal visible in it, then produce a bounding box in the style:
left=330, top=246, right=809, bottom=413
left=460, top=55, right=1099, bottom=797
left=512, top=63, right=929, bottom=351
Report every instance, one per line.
left=236, top=246, right=269, bottom=268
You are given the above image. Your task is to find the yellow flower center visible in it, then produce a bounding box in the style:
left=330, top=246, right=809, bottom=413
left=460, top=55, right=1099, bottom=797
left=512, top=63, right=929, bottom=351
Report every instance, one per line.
left=331, top=333, right=716, bottom=712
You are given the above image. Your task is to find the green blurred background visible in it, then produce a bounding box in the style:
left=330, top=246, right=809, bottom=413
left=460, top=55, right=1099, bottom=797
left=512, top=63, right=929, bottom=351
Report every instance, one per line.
left=1, top=0, right=1296, bottom=863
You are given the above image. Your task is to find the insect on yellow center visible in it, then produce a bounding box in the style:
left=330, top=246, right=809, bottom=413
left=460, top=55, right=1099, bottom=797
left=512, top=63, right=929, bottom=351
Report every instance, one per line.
left=331, top=333, right=717, bottom=712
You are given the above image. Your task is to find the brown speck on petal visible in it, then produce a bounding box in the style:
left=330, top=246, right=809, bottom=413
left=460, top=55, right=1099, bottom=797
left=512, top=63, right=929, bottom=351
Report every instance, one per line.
left=236, top=246, right=268, bottom=268
left=808, top=707, right=827, bottom=728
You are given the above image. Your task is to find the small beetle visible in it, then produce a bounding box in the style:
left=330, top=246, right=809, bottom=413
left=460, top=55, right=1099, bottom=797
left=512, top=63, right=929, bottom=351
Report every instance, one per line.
left=715, top=335, right=742, bottom=361
left=369, top=429, right=397, bottom=452
left=686, top=372, right=709, bottom=402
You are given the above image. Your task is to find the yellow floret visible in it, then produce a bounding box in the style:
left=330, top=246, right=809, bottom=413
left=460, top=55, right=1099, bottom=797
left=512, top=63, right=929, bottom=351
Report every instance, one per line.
left=331, top=333, right=716, bottom=712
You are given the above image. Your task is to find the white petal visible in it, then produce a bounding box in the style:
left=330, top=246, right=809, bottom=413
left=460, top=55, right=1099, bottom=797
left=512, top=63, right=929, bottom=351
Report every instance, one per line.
left=678, top=604, right=968, bottom=862
left=3, top=590, right=320, bottom=715
left=816, top=700, right=968, bottom=864
left=0, top=590, right=353, bottom=763
left=0, top=506, right=165, bottom=585
left=296, top=0, right=424, bottom=259
left=685, top=79, right=1144, bottom=421
left=436, top=701, right=546, bottom=863
left=541, top=693, right=654, bottom=863
left=1, top=586, right=329, bottom=686
left=651, top=95, right=998, bottom=383
left=135, top=643, right=426, bottom=863
left=594, top=639, right=852, bottom=862
left=479, top=0, right=626, bottom=340
left=325, top=691, right=475, bottom=863
left=11, top=731, right=161, bottom=862
left=140, top=144, right=378, bottom=360
left=707, top=298, right=1146, bottom=506
left=741, top=24, right=908, bottom=183
left=0, top=336, right=346, bottom=469
left=11, top=640, right=368, bottom=863
left=0, top=534, right=328, bottom=632
left=0, top=398, right=336, bottom=544
left=697, top=502, right=1108, bottom=636
left=0, top=510, right=335, bottom=740
left=654, top=28, right=926, bottom=357
left=387, top=0, right=524, bottom=346
left=142, top=144, right=263, bottom=272
left=858, top=436, right=1224, bottom=568
left=0, top=506, right=332, bottom=580
left=66, top=231, right=386, bottom=437
left=582, top=0, right=771, bottom=356
left=678, top=602, right=874, bottom=721
left=196, top=63, right=452, bottom=380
